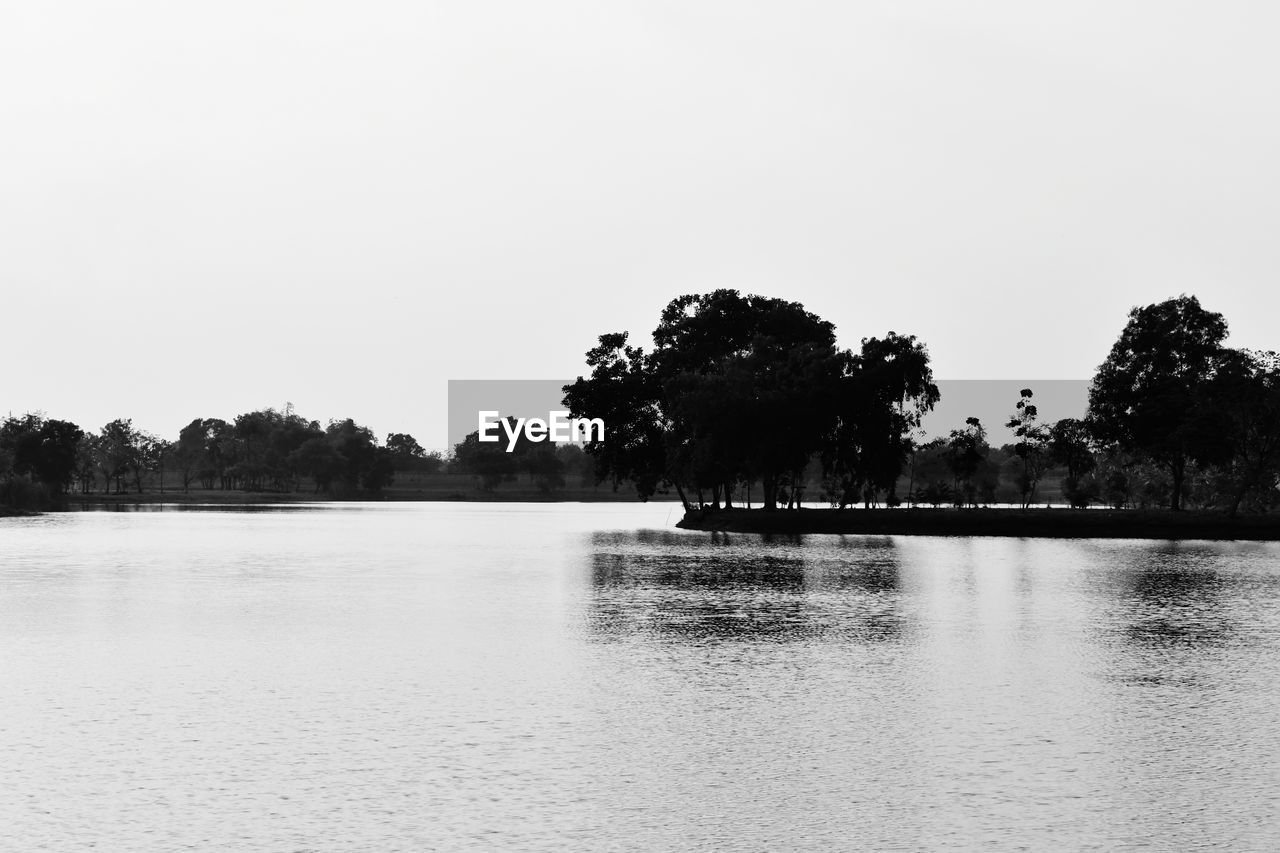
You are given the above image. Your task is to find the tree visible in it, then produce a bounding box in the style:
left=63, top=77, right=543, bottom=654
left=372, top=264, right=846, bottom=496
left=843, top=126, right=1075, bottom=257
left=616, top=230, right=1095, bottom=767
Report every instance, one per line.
left=0, top=414, right=85, bottom=498
left=1209, top=349, right=1280, bottom=515
left=386, top=433, right=442, bottom=475
left=73, top=433, right=98, bottom=494
left=1048, top=418, right=1096, bottom=482
left=289, top=437, right=344, bottom=492
left=362, top=447, right=396, bottom=492
left=173, top=419, right=215, bottom=493
left=386, top=433, right=425, bottom=459
left=127, top=432, right=162, bottom=494
left=1088, top=295, right=1233, bottom=510
left=98, top=419, right=141, bottom=494
left=562, top=332, right=670, bottom=501
left=906, top=436, right=949, bottom=507
left=652, top=291, right=845, bottom=510
left=564, top=290, right=938, bottom=512
left=199, top=418, right=234, bottom=489
left=520, top=445, right=566, bottom=492
left=946, top=417, right=989, bottom=506
left=823, top=333, right=939, bottom=507
left=19, top=418, right=85, bottom=495
left=231, top=411, right=273, bottom=491
left=420, top=451, right=445, bottom=474
left=453, top=424, right=521, bottom=490
left=1047, top=418, right=1098, bottom=508
left=555, top=443, right=594, bottom=487
left=1006, top=389, right=1051, bottom=509
left=325, top=418, right=382, bottom=492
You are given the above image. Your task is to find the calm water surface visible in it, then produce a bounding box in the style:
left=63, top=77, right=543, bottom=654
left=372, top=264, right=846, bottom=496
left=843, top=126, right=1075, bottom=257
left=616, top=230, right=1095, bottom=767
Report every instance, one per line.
left=2, top=503, right=1279, bottom=850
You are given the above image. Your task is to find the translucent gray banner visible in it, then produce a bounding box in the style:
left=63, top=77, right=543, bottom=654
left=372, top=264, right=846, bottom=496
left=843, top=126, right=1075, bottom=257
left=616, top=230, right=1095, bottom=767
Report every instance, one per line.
left=446, top=378, right=1090, bottom=450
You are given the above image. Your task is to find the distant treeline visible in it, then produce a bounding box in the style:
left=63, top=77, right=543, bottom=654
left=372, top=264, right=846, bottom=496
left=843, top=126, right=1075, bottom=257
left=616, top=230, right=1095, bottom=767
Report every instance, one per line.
left=563, top=291, right=1280, bottom=516
left=0, top=407, right=598, bottom=510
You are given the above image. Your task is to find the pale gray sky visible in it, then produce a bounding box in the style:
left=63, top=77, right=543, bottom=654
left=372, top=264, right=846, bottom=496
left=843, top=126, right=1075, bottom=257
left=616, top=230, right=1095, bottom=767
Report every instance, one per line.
left=3, top=2, right=1278, bottom=448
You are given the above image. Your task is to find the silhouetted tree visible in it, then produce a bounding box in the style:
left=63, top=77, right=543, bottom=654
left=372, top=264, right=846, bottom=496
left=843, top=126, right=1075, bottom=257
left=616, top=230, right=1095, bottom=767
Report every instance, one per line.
left=564, top=290, right=937, bottom=512
left=1048, top=418, right=1096, bottom=482
left=1006, top=389, right=1051, bottom=508
left=0, top=414, right=85, bottom=498
left=325, top=419, right=384, bottom=492
left=1088, top=295, right=1233, bottom=510
left=386, top=432, right=444, bottom=475
left=946, top=417, right=989, bottom=506
left=823, top=333, right=939, bottom=507
left=290, top=437, right=344, bottom=492
left=453, top=422, right=522, bottom=490
left=1209, top=349, right=1280, bottom=515
left=520, top=445, right=566, bottom=492
left=386, top=433, right=425, bottom=459
left=26, top=419, right=83, bottom=495
left=98, top=419, right=141, bottom=494
left=555, top=443, right=594, bottom=487
left=73, top=433, right=97, bottom=494
left=562, top=333, right=669, bottom=500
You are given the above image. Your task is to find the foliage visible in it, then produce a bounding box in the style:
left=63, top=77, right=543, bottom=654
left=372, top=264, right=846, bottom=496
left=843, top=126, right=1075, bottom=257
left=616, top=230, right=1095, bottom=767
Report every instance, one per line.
left=0, top=414, right=85, bottom=501
left=1088, top=295, right=1233, bottom=510
left=1005, top=389, right=1051, bottom=509
left=1206, top=350, right=1280, bottom=515
left=1061, top=474, right=1101, bottom=509
left=564, top=290, right=938, bottom=511
left=1048, top=417, right=1096, bottom=483
left=945, top=418, right=990, bottom=506
left=451, top=417, right=569, bottom=492
left=823, top=333, right=940, bottom=507
left=452, top=420, right=522, bottom=490
left=0, top=406, right=404, bottom=502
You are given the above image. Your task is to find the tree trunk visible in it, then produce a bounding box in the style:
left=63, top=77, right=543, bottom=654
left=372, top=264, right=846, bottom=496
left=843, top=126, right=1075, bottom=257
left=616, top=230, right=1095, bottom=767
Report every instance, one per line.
left=1228, top=485, right=1246, bottom=518
left=906, top=452, right=916, bottom=508
left=1227, top=467, right=1255, bottom=518
left=1169, top=458, right=1185, bottom=511
left=762, top=477, right=778, bottom=511
left=674, top=483, right=691, bottom=512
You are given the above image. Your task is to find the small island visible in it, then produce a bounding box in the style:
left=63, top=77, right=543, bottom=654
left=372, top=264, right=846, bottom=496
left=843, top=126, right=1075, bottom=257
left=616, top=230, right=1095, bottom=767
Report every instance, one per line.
left=676, top=507, right=1280, bottom=541
left=563, top=292, right=1280, bottom=540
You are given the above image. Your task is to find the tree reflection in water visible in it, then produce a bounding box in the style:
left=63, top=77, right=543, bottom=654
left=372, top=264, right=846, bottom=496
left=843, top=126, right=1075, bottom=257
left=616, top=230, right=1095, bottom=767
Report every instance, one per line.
left=584, top=530, right=909, bottom=643
left=1118, top=545, right=1234, bottom=650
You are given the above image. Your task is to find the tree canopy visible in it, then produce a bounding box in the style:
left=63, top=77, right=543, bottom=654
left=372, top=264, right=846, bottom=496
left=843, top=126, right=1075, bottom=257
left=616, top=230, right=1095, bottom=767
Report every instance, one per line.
left=563, top=290, right=939, bottom=510
left=1089, top=295, right=1235, bottom=510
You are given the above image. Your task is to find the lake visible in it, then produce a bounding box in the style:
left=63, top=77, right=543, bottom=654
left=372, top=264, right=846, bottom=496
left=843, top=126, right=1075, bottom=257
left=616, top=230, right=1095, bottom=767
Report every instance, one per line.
left=2, top=503, right=1278, bottom=850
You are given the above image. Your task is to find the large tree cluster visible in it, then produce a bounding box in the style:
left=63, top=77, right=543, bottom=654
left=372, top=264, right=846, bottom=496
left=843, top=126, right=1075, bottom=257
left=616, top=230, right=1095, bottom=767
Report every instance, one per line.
left=562, top=290, right=939, bottom=511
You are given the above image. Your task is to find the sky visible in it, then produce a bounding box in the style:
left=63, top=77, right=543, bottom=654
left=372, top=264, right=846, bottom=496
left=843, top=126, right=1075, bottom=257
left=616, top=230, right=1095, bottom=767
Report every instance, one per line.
left=3, top=2, right=1279, bottom=450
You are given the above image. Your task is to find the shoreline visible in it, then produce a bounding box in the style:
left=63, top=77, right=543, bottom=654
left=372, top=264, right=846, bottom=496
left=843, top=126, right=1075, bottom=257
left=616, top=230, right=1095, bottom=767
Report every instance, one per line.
left=32, top=488, right=678, bottom=510
left=676, top=507, right=1280, bottom=541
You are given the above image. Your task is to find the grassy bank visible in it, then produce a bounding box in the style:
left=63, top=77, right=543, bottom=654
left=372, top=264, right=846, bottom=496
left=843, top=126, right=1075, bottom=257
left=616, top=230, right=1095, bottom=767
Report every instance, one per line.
left=676, top=507, right=1280, bottom=541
